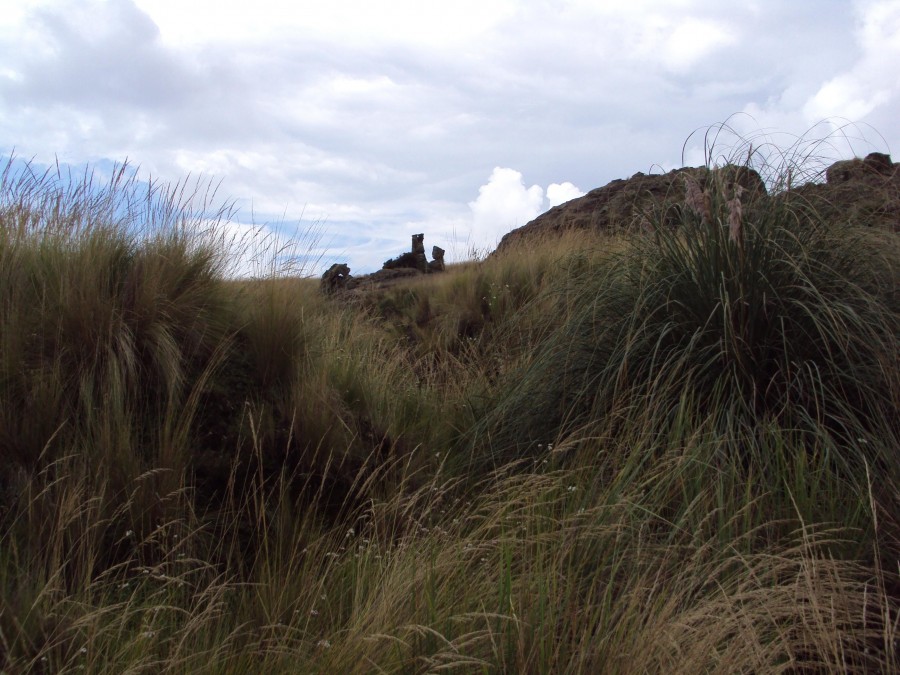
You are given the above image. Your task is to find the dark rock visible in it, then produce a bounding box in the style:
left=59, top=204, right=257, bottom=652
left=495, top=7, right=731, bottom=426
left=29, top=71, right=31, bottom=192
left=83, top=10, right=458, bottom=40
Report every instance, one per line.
left=493, top=153, right=899, bottom=254
left=825, top=152, right=895, bottom=183
left=494, top=164, right=766, bottom=254
left=428, top=246, right=445, bottom=272
left=792, top=152, right=900, bottom=231
left=321, top=262, right=353, bottom=294
left=323, top=234, right=448, bottom=297
left=383, top=233, right=442, bottom=273
left=383, top=251, right=428, bottom=272
left=411, top=233, right=425, bottom=255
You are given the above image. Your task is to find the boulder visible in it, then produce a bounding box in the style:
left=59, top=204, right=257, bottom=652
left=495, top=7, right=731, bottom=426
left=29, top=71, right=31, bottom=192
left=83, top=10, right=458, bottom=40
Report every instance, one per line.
left=428, top=246, right=445, bottom=272
left=321, top=262, right=353, bottom=294
left=411, top=233, right=425, bottom=255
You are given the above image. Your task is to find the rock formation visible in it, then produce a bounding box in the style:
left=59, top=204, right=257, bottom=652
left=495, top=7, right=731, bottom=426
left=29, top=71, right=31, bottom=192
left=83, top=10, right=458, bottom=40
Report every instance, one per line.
left=428, top=246, right=445, bottom=272
left=383, top=234, right=429, bottom=272
left=791, top=152, right=900, bottom=232
left=321, top=262, right=353, bottom=294
left=321, top=234, right=446, bottom=296
left=493, top=153, right=899, bottom=254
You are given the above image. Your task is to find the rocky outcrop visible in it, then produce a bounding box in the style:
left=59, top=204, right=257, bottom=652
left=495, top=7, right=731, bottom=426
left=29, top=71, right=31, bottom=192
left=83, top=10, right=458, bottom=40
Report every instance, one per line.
left=790, top=152, right=900, bottom=232
left=321, top=263, right=353, bottom=294
left=383, top=234, right=429, bottom=272
left=494, top=154, right=899, bottom=254
left=322, top=234, right=446, bottom=296
left=495, top=165, right=765, bottom=254
left=428, top=246, right=445, bottom=272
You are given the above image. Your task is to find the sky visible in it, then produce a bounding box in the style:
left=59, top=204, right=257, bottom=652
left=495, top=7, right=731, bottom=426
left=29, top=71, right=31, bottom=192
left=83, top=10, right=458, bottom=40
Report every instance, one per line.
left=1, top=0, right=898, bottom=274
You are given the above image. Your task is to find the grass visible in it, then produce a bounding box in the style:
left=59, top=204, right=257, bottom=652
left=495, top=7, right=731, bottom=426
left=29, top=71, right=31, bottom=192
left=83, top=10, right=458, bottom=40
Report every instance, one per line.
left=1, top=140, right=898, bottom=673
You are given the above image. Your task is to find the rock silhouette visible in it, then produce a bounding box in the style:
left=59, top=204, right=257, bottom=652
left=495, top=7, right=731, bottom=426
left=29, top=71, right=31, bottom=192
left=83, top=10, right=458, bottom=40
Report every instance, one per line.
left=494, top=154, right=899, bottom=254
left=322, top=234, right=446, bottom=295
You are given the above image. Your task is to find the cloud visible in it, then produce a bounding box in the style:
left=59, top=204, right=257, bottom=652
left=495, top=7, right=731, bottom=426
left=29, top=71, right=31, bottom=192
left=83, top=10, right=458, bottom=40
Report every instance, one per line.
left=133, top=0, right=517, bottom=48
left=2, top=0, right=898, bottom=274
left=739, top=1, right=898, bottom=159
left=802, top=1, right=900, bottom=130
left=661, top=18, right=737, bottom=72
left=466, top=169, right=585, bottom=250
left=468, top=167, right=545, bottom=245
left=547, top=182, right=585, bottom=208
left=193, top=218, right=326, bottom=279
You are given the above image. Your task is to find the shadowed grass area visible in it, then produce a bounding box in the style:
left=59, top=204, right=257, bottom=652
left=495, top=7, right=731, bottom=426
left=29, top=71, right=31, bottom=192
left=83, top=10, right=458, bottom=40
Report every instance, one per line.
left=1, top=138, right=898, bottom=673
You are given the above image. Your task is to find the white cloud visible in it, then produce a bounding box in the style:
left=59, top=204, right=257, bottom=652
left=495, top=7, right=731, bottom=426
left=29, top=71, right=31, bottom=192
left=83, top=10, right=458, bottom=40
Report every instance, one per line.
left=191, top=218, right=324, bottom=278
left=132, top=0, right=517, bottom=47
left=546, top=182, right=585, bottom=208
left=803, top=1, right=900, bottom=126
left=662, top=18, right=736, bottom=71
left=468, top=167, right=545, bottom=246
left=465, top=169, right=585, bottom=251
left=2, top=0, right=899, bottom=274
left=741, top=0, right=899, bottom=159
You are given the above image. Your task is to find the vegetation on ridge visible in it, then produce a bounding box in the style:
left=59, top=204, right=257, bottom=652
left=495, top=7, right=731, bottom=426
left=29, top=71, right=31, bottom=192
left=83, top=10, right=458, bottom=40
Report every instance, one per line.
left=1, top=136, right=898, bottom=673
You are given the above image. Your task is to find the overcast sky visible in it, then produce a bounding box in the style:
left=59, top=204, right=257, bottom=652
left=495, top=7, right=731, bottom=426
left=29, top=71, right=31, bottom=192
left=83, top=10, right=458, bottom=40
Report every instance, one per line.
left=2, top=0, right=898, bottom=273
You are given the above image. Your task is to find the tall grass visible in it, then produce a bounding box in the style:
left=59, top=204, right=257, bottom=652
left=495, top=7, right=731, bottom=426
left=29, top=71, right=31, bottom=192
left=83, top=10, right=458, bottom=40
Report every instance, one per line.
left=481, top=152, right=898, bottom=457
left=1, top=139, right=898, bottom=673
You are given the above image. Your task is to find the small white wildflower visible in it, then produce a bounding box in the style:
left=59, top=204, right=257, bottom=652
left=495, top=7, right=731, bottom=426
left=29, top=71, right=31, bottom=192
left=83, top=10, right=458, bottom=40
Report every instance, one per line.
left=317, top=639, right=331, bottom=649
left=567, top=485, right=577, bottom=493
left=79, top=647, right=87, bottom=654
left=125, top=530, right=134, bottom=538
left=310, top=609, right=319, bottom=616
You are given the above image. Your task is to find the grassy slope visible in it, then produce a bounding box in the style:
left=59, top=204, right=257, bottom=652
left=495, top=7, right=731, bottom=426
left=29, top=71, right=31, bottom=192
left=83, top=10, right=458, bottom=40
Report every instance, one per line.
left=1, top=157, right=898, bottom=673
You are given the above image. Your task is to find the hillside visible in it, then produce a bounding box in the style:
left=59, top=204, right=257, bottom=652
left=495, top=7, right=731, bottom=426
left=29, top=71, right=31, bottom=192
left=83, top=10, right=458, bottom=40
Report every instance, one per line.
left=496, top=152, right=900, bottom=253
left=1, top=150, right=898, bottom=673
